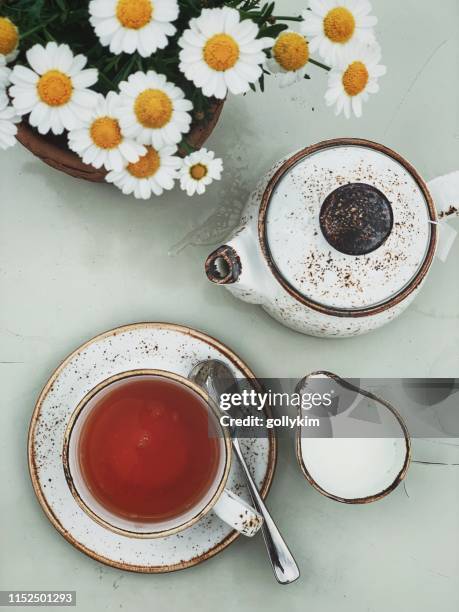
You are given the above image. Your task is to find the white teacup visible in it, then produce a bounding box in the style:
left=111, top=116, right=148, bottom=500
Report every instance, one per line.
left=63, top=369, right=263, bottom=539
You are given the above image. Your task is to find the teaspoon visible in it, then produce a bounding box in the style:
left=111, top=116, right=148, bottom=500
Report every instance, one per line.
left=189, top=359, right=300, bottom=585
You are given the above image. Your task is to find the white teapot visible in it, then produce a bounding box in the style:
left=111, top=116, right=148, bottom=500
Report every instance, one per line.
left=205, top=139, right=458, bottom=338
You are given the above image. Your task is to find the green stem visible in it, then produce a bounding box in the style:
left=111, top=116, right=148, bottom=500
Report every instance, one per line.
left=310, top=58, right=331, bottom=72
left=98, top=72, right=116, bottom=90
left=272, top=15, right=303, bottom=22
left=20, top=14, right=60, bottom=39
left=42, top=27, right=55, bottom=42
left=180, top=139, right=195, bottom=155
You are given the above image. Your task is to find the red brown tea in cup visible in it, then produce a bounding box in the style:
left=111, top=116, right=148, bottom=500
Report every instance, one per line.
left=77, top=376, right=220, bottom=522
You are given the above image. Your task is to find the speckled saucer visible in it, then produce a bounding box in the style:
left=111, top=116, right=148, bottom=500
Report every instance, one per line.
left=28, top=323, right=277, bottom=573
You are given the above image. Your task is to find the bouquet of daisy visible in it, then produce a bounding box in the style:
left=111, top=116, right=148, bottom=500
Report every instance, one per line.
left=0, top=0, right=385, bottom=200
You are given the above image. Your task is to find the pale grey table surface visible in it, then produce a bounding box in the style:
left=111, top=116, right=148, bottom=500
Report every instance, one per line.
left=1, top=0, right=458, bottom=610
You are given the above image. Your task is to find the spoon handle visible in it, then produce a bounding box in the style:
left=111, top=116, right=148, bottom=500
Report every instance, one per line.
left=232, top=438, right=300, bottom=585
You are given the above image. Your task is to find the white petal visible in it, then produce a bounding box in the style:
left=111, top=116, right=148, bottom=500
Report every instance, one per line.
left=96, top=17, right=120, bottom=37
left=11, top=66, right=38, bottom=85
left=224, top=68, right=249, bottom=95
left=26, top=45, right=50, bottom=74
left=72, top=69, right=98, bottom=88
left=56, top=45, right=74, bottom=73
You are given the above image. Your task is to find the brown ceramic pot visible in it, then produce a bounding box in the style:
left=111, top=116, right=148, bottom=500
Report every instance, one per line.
left=15, top=99, right=224, bottom=183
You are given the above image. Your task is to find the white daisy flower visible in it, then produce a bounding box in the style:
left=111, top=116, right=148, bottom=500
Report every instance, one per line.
left=325, top=42, right=386, bottom=118
left=0, top=55, right=11, bottom=106
left=0, top=97, right=20, bottom=150
left=178, top=7, right=271, bottom=99
left=301, top=0, right=377, bottom=65
left=0, top=16, right=19, bottom=63
left=89, top=0, right=179, bottom=57
left=116, top=70, right=193, bottom=149
left=267, top=31, right=310, bottom=88
left=68, top=91, right=146, bottom=172
left=9, top=42, right=98, bottom=136
left=179, top=148, right=223, bottom=196
left=0, top=54, right=9, bottom=85
left=106, top=145, right=181, bottom=199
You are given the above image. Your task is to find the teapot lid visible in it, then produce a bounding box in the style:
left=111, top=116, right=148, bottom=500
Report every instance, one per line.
left=261, top=140, right=437, bottom=313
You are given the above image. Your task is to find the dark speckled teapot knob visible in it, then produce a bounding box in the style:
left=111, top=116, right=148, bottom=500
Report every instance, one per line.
left=319, top=183, right=393, bottom=256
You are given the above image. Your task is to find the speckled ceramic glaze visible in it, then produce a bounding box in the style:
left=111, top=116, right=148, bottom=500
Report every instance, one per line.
left=28, top=323, right=276, bottom=573
left=205, top=139, right=459, bottom=338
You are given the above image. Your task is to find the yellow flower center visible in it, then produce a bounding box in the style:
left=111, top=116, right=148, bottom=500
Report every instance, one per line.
left=0, top=17, right=18, bottom=55
left=90, top=117, right=123, bottom=149
left=37, top=70, right=73, bottom=107
left=190, top=163, right=208, bottom=180
left=203, top=34, right=240, bottom=72
left=342, top=61, right=369, bottom=96
left=273, top=32, right=309, bottom=72
left=116, top=0, right=153, bottom=29
left=323, top=7, right=355, bottom=44
left=127, top=147, right=160, bottom=178
left=134, top=89, right=173, bottom=129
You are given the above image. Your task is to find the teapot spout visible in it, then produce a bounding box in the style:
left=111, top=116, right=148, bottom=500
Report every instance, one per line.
left=205, top=245, right=242, bottom=285
left=205, top=232, right=266, bottom=305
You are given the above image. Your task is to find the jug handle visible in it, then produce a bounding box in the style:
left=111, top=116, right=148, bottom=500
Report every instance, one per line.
left=205, top=244, right=242, bottom=285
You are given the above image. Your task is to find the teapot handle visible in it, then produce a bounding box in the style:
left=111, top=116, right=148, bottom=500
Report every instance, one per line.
left=427, top=171, right=459, bottom=262
left=428, top=171, right=459, bottom=220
